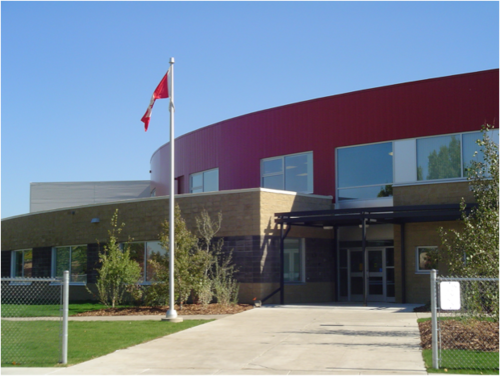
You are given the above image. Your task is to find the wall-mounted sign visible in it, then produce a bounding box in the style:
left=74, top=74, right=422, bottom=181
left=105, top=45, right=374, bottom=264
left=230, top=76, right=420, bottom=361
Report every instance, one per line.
left=440, top=281, right=461, bottom=310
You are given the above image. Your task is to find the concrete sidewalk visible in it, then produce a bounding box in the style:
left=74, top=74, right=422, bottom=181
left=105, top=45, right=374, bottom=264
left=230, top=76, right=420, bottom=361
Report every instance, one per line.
left=2, top=303, right=428, bottom=375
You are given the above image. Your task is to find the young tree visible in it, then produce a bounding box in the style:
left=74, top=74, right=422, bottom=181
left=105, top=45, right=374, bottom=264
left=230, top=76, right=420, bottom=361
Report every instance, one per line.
left=154, top=205, right=205, bottom=309
left=196, top=209, right=239, bottom=306
left=194, top=210, right=222, bottom=305
left=439, top=125, right=499, bottom=277
left=147, top=207, right=240, bottom=308
left=93, top=209, right=142, bottom=308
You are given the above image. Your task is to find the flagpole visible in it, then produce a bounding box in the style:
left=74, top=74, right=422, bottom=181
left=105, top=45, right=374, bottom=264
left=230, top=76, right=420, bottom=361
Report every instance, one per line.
left=164, top=57, right=182, bottom=323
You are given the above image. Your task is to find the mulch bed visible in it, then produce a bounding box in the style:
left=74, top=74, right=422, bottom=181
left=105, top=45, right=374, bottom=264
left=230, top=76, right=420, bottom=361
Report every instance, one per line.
left=72, top=303, right=253, bottom=317
left=418, top=319, right=499, bottom=352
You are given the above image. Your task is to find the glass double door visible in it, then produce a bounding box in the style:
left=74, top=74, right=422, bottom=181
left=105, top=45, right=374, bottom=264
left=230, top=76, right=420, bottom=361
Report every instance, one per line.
left=345, top=248, right=395, bottom=302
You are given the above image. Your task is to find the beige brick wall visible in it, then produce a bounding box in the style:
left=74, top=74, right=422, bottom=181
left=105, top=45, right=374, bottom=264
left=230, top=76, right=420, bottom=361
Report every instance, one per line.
left=394, top=221, right=463, bottom=304
left=393, top=181, right=475, bottom=206
left=2, top=188, right=333, bottom=250
left=259, top=190, right=333, bottom=239
left=2, top=188, right=335, bottom=304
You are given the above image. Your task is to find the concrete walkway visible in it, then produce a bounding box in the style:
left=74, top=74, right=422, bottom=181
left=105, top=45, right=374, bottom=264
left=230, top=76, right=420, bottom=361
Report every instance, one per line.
left=2, top=303, right=429, bottom=375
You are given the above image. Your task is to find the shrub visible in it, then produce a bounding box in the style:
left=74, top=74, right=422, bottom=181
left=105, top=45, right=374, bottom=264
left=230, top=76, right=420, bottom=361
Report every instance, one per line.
left=92, top=210, right=142, bottom=308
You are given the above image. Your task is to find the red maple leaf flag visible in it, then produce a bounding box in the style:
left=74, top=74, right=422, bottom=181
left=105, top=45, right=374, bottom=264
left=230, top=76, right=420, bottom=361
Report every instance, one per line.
left=141, top=68, right=171, bottom=131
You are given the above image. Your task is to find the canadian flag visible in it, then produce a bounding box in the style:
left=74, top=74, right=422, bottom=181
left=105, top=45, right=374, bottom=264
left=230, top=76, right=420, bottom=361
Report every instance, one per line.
left=141, top=68, right=171, bottom=131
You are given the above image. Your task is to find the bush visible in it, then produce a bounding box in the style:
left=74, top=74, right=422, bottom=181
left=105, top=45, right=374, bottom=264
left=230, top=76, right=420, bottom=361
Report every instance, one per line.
left=92, top=210, right=142, bottom=308
left=146, top=207, right=239, bottom=308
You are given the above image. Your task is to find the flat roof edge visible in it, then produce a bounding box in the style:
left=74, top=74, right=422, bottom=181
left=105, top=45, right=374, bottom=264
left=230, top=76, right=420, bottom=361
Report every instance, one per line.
left=2, top=188, right=333, bottom=221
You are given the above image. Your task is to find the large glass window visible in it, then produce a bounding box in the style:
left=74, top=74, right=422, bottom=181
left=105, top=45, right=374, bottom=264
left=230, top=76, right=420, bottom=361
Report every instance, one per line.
left=12, top=249, right=33, bottom=278
left=52, top=245, right=87, bottom=283
left=261, top=152, right=313, bottom=193
left=337, top=142, right=393, bottom=200
left=124, top=241, right=166, bottom=283
left=284, top=238, right=305, bottom=283
left=417, top=135, right=461, bottom=181
left=190, top=168, right=219, bottom=193
left=462, top=129, right=499, bottom=177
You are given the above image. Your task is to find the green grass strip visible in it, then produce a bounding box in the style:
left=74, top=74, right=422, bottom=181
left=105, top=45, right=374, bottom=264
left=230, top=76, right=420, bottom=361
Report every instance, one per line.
left=422, top=349, right=499, bottom=374
left=2, top=319, right=211, bottom=367
left=1, top=303, right=132, bottom=317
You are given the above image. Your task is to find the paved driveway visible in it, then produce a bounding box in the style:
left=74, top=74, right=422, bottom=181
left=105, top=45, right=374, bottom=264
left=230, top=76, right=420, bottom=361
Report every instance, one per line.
left=2, top=303, right=427, bottom=375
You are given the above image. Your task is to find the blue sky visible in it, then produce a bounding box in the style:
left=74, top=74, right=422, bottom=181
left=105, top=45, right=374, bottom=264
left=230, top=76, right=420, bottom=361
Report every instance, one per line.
left=1, top=1, right=498, bottom=219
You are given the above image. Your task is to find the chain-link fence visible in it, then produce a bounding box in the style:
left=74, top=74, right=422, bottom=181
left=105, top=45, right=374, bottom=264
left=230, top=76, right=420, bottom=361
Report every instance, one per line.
left=1, top=274, right=69, bottom=366
left=430, top=271, right=499, bottom=371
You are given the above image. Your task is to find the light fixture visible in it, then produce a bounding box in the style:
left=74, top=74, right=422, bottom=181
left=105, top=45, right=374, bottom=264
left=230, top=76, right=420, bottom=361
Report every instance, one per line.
left=323, top=226, right=334, bottom=230
left=91, top=218, right=100, bottom=224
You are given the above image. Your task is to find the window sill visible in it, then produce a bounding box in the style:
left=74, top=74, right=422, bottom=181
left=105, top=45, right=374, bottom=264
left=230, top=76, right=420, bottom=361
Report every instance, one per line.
left=285, top=281, right=306, bottom=285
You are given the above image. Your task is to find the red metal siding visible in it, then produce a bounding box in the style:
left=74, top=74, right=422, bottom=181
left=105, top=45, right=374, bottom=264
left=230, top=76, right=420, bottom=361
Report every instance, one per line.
left=150, top=69, right=499, bottom=200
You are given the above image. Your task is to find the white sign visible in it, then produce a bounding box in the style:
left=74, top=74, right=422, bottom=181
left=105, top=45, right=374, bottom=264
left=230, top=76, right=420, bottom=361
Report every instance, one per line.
left=440, top=281, right=461, bottom=310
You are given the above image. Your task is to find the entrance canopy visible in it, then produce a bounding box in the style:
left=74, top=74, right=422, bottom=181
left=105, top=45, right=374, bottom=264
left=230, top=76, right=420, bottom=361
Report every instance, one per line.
left=272, top=203, right=475, bottom=306
left=275, top=203, right=475, bottom=228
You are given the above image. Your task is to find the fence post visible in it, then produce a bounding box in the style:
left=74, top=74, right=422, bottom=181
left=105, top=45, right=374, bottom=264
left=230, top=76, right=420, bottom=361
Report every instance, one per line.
left=61, top=270, right=69, bottom=364
left=430, top=269, right=439, bottom=369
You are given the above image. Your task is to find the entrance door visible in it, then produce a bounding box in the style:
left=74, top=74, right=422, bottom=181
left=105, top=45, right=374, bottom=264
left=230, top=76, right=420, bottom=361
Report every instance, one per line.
left=367, top=249, right=385, bottom=302
left=339, top=247, right=395, bottom=303
left=349, top=250, right=364, bottom=302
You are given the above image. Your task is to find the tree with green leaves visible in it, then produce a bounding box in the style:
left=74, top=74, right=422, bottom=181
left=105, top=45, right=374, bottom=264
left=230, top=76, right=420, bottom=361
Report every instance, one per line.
left=435, top=126, right=499, bottom=321
left=149, top=205, right=207, bottom=309
left=195, top=209, right=239, bottom=306
left=439, top=125, right=498, bottom=277
left=146, top=207, right=239, bottom=308
left=93, top=209, right=142, bottom=308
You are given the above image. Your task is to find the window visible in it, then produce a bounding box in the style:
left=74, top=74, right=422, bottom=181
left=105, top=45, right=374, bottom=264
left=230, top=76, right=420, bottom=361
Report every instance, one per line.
left=417, top=135, right=461, bottom=181
left=416, top=246, right=438, bottom=273
left=11, top=249, right=33, bottom=278
left=261, top=152, right=313, bottom=193
left=284, top=238, right=305, bottom=283
left=124, top=241, right=166, bottom=283
left=190, top=168, right=219, bottom=193
left=462, top=129, right=499, bottom=177
left=337, top=142, right=393, bottom=200
left=52, top=246, right=87, bottom=283
left=416, top=130, right=500, bottom=182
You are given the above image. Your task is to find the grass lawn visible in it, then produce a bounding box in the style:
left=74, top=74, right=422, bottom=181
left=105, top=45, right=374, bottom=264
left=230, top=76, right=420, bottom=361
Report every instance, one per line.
left=1, top=302, right=131, bottom=317
left=418, top=318, right=499, bottom=375
left=422, top=349, right=499, bottom=374
left=2, top=319, right=211, bottom=367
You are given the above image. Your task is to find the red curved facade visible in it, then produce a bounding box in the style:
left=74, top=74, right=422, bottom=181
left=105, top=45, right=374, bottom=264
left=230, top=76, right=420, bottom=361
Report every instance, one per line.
left=150, top=69, right=499, bottom=200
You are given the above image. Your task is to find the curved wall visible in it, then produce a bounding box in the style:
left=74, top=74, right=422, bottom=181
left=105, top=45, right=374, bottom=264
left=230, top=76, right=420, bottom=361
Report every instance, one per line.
left=150, top=69, right=499, bottom=199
